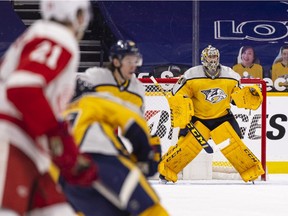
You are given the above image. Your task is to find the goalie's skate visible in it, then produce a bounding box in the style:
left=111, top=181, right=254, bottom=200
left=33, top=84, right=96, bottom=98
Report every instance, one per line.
left=159, top=174, right=168, bottom=184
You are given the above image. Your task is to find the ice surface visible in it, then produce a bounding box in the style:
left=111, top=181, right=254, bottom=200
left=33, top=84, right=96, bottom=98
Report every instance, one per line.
left=151, top=174, right=288, bottom=216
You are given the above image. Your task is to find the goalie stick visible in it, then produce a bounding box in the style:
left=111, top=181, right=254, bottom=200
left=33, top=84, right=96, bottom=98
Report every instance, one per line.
left=149, top=76, right=213, bottom=154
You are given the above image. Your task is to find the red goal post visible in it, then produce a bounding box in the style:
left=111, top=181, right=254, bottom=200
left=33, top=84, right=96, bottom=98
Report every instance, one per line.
left=241, top=78, right=267, bottom=181
left=139, top=77, right=267, bottom=181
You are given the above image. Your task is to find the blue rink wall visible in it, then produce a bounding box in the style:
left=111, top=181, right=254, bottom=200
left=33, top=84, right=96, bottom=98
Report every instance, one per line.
left=98, top=1, right=288, bottom=76
left=1, top=1, right=288, bottom=75
left=0, top=1, right=26, bottom=57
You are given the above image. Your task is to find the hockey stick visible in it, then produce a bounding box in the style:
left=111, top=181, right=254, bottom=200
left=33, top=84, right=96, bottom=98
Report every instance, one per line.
left=150, top=76, right=213, bottom=154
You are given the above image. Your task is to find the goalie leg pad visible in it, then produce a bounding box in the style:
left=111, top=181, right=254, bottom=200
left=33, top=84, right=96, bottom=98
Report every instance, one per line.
left=158, top=121, right=210, bottom=182
left=210, top=122, right=265, bottom=182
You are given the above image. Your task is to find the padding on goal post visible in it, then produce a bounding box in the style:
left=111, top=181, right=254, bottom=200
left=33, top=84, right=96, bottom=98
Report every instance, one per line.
left=139, top=78, right=267, bottom=181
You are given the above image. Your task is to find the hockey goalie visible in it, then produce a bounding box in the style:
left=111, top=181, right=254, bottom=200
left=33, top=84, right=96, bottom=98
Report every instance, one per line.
left=158, top=45, right=265, bottom=183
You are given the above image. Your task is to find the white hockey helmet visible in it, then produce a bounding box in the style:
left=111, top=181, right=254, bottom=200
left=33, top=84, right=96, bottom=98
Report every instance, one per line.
left=40, top=0, right=92, bottom=38
left=201, top=45, right=220, bottom=78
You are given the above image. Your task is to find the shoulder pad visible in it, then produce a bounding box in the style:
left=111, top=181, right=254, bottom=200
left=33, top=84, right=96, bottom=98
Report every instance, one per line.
left=220, top=65, right=241, bottom=81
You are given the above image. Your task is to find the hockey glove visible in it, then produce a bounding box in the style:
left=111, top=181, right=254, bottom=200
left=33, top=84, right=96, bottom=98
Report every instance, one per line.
left=137, top=134, right=162, bottom=177
left=47, top=121, right=98, bottom=186
left=231, top=85, right=263, bottom=110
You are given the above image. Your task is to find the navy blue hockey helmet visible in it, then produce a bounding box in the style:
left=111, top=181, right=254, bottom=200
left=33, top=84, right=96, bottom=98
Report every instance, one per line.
left=109, top=40, right=143, bottom=66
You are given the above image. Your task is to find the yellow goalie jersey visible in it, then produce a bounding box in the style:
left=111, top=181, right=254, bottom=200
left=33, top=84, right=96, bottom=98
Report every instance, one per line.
left=172, top=65, right=241, bottom=119
left=63, top=92, right=150, bottom=156
left=76, top=67, right=145, bottom=112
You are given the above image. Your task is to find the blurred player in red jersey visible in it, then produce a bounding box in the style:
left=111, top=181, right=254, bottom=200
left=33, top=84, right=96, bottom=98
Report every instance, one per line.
left=0, top=0, right=98, bottom=215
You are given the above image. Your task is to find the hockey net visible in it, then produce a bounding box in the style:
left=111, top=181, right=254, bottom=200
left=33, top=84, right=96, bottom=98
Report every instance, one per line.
left=139, top=77, right=267, bottom=181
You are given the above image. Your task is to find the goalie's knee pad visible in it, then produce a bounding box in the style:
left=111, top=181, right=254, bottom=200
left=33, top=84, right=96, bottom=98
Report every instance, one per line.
left=210, top=122, right=265, bottom=182
left=158, top=121, right=210, bottom=182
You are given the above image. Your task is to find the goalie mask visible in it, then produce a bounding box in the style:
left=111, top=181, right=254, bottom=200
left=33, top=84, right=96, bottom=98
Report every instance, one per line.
left=40, top=0, right=92, bottom=40
left=201, top=45, right=220, bottom=79
left=109, top=40, right=143, bottom=67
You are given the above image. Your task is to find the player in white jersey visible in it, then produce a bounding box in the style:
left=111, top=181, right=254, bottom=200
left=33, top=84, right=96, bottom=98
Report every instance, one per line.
left=76, top=40, right=146, bottom=155
left=57, top=40, right=168, bottom=215
left=77, top=40, right=145, bottom=112
left=0, top=1, right=97, bottom=215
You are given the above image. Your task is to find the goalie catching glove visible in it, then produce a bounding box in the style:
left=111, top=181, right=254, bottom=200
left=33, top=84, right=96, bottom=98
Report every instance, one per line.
left=47, top=121, right=98, bottom=186
left=168, top=95, right=194, bottom=128
left=231, top=85, right=263, bottom=110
